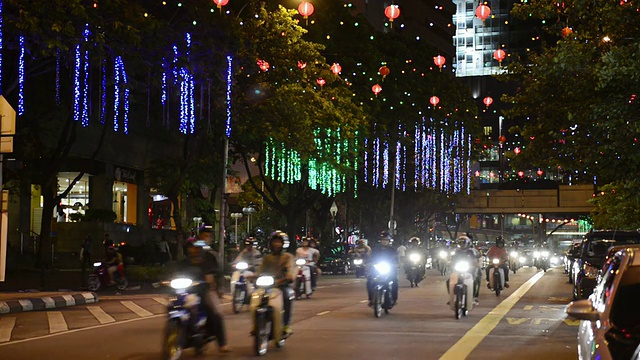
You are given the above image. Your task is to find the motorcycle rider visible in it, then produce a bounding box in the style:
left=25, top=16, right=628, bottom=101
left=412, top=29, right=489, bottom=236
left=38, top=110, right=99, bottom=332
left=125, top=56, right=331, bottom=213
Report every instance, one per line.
left=233, top=237, right=262, bottom=269
left=447, top=235, right=481, bottom=305
left=405, top=237, right=426, bottom=286
left=178, top=227, right=232, bottom=353
left=105, top=245, right=122, bottom=285
left=295, top=237, right=320, bottom=290
left=486, top=236, right=510, bottom=288
left=349, top=239, right=372, bottom=258
left=255, top=231, right=295, bottom=336
left=367, top=232, right=399, bottom=307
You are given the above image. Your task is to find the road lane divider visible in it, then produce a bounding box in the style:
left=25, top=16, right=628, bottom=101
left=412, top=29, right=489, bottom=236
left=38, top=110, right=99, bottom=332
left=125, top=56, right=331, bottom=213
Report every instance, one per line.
left=47, top=311, right=68, bottom=334
left=0, top=317, right=16, bottom=343
left=87, top=306, right=116, bottom=324
left=121, top=301, right=153, bottom=317
left=316, top=311, right=331, bottom=316
left=439, top=270, right=546, bottom=360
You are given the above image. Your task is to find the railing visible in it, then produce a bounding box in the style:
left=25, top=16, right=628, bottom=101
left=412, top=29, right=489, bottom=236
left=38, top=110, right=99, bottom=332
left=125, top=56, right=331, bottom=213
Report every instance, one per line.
left=16, top=229, right=40, bottom=256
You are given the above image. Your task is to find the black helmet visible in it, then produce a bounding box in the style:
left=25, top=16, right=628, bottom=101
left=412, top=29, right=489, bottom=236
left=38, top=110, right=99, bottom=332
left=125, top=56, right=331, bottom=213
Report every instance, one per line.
left=496, top=236, right=505, bottom=247
left=269, top=230, right=288, bottom=251
left=457, top=236, right=471, bottom=249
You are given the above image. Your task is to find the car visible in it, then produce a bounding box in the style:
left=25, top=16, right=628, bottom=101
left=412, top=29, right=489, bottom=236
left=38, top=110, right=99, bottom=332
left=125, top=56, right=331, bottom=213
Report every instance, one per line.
left=318, top=255, right=350, bottom=275
left=565, top=241, right=583, bottom=284
left=566, top=245, right=640, bottom=360
left=572, top=230, right=640, bottom=300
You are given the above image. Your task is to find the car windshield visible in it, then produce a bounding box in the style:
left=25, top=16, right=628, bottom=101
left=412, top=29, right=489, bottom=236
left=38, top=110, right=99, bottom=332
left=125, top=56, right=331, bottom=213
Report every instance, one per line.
left=610, top=267, right=640, bottom=333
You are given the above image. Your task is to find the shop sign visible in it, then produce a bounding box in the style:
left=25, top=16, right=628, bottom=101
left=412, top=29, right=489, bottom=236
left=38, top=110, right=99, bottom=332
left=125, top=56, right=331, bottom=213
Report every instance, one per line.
left=114, top=166, right=137, bottom=184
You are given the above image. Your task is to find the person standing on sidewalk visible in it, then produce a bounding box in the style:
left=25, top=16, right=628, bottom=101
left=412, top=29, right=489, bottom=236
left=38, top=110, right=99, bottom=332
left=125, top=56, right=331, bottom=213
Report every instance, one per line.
left=80, top=235, right=93, bottom=288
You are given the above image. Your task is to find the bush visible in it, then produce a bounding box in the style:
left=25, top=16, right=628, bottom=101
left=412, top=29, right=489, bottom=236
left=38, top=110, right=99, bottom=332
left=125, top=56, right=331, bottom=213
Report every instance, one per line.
left=82, top=208, right=117, bottom=222
left=126, top=265, right=173, bottom=282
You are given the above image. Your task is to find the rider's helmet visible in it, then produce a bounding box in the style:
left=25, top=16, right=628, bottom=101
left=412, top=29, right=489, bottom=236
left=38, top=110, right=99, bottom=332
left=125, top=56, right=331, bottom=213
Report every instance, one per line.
left=309, top=238, right=317, bottom=248
left=269, top=230, right=288, bottom=253
left=496, top=236, right=505, bottom=248
left=410, top=237, right=420, bottom=246
left=457, top=236, right=471, bottom=249
left=300, top=236, right=310, bottom=247
left=244, top=237, right=255, bottom=248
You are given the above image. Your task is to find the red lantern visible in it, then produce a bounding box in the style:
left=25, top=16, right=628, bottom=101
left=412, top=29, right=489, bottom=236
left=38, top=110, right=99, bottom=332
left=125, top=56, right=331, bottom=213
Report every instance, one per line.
left=561, top=27, right=573, bottom=37
left=384, top=5, right=400, bottom=28
left=433, top=55, right=446, bottom=71
left=379, top=66, right=390, bottom=81
left=297, top=61, right=307, bottom=69
left=330, top=63, right=342, bottom=75
left=536, top=169, right=544, bottom=176
left=493, top=49, right=506, bottom=65
left=372, top=84, right=382, bottom=96
left=257, top=59, right=270, bottom=72
left=517, top=170, right=525, bottom=178
left=514, top=147, right=521, bottom=155
left=429, top=96, right=440, bottom=106
left=498, top=135, right=506, bottom=143
left=213, top=0, right=229, bottom=9
left=298, top=1, right=314, bottom=19
left=475, top=4, right=491, bottom=21
left=316, top=78, right=326, bottom=87
left=483, top=96, right=493, bottom=108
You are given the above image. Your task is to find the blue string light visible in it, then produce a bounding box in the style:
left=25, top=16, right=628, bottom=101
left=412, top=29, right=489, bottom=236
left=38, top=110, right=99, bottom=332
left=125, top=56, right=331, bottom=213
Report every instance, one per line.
left=178, top=67, right=188, bottom=134
left=82, top=25, right=90, bottom=127
left=161, top=60, right=167, bottom=106
left=363, top=138, right=368, bottom=184
left=225, top=55, right=232, bottom=137
left=382, top=140, right=389, bottom=188
left=172, top=45, right=179, bottom=85
left=100, top=59, right=107, bottom=124
left=74, top=41, right=81, bottom=122
left=118, top=56, right=130, bottom=134
left=113, top=56, right=120, bottom=132
left=18, top=35, right=25, bottom=115
left=55, top=49, right=61, bottom=106
left=373, top=137, right=379, bottom=187
left=188, top=71, right=195, bottom=134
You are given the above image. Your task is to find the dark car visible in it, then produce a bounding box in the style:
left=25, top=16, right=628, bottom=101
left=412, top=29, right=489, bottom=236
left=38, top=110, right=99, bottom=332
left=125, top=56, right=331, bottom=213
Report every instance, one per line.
left=572, top=230, right=640, bottom=300
left=318, top=255, right=350, bottom=275
left=565, top=241, right=583, bottom=284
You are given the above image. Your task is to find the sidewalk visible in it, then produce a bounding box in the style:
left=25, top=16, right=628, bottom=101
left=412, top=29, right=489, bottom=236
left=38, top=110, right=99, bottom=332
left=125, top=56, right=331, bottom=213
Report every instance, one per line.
left=0, top=291, right=98, bottom=314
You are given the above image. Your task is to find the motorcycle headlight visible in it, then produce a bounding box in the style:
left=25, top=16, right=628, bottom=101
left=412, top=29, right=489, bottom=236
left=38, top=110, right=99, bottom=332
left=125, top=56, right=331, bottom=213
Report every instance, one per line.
left=439, top=251, right=447, bottom=259
left=541, top=251, right=549, bottom=257
left=492, top=258, right=500, bottom=265
left=510, top=251, right=518, bottom=257
left=450, top=251, right=456, bottom=256
left=409, top=253, right=421, bottom=263
left=256, top=276, right=275, bottom=287
left=519, top=257, right=527, bottom=263
left=170, top=278, right=193, bottom=290
left=550, top=257, right=559, bottom=265
left=454, top=261, right=470, bottom=273
left=583, top=265, right=599, bottom=278
left=93, top=262, right=102, bottom=267
left=534, top=251, right=541, bottom=258
left=374, top=262, right=391, bottom=275
left=295, top=258, right=306, bottom=266
left=353, top=259, right=363, bottom=265
left=235, top=262, right=249, bottom=270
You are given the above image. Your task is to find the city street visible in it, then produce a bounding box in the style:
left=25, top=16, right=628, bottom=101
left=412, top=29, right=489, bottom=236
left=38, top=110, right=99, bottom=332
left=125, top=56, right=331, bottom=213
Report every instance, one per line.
left=0, top=267, right=578, bottom=359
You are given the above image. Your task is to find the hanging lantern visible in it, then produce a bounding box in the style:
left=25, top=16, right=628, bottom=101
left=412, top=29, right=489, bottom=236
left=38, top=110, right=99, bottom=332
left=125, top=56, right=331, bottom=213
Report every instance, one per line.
left=517, top=170, right=525, bottom=178
left=330, top=63, right=342, bottom=75
left=316, top=78, right=326, bottom=87
left=483, top=96, right=493, bottom=108
left=429, top=96, right=440, bottom=106
left=561, top=27, right=573, bottom=37
left=297, top=61, right=307, bottom=69
left=372, top=84, right=382, bottom=96
left=514, top=147, right=521, bottom=155
left=213, top=0, right=229, bottom=10
left=498, top=135, right=506, bottom=143
left=536, top=169, right=544, bottom=176
left=433, top=55, right=446, bottom=71
left=493, top=49, right=506, bottom=66
left=475, top=4, right=491, bottom=21
left=257, top=59, right=270, bottom=72
left=384, top=5, right=400, bottom=28
left=298, top=1, right=314, bottom=25
left=379, top=66, right=390, bottom=81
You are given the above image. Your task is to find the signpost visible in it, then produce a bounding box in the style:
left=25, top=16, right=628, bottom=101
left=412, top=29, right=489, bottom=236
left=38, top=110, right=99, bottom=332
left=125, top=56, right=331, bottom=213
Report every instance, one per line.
left=0, top=96, right=16, bottom=282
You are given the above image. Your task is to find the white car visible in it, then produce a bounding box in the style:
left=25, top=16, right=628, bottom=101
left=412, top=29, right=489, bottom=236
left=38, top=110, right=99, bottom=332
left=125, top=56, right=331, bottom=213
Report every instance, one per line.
left=566, top=246, right=640, bottom=360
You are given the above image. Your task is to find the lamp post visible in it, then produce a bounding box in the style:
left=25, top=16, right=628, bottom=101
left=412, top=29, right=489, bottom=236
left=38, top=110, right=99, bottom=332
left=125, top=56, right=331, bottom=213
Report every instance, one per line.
left=230, top=213, right=243, bottom=246
left=193, top=216, right=203, bottom=234
left=242, top=205, right=256, bottom=236
left=330, top=201, right=338, bottom=242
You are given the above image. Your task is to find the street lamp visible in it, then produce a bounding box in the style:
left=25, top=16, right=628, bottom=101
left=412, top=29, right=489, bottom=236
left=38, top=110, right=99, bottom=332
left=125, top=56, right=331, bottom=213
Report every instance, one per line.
left=193, top=216, right=203, bottom=234
left=230, top=213, right=243, bottom=245
left=330, top=201, right=338, bottom=242
left=242, top=204, right=256, bottom=236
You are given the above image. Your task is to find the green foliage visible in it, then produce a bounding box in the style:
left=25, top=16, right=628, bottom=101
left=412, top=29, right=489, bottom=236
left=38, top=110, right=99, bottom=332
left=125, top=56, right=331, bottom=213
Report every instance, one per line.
left=126, top=265, right=173, bottom=282
left=82, top=209, right=117, bottom=223
left=590, top=180, right=640, bottom=230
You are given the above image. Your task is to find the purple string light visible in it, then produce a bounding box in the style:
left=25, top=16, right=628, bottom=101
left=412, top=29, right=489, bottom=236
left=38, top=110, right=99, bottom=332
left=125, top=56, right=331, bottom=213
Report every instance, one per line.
left=18, top=35, right=25, bottom=115
left=55, top=49, right=61, bottom=106
left=81, top=25, right=90, bottom=127
left=100, top=59, right=107, bottom=124
left=113, top=56, right=121, bottom=132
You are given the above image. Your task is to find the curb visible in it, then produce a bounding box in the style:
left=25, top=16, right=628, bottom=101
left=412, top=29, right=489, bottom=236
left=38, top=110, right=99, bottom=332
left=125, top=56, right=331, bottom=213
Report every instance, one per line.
left=0, top=292, right=99, bottom=315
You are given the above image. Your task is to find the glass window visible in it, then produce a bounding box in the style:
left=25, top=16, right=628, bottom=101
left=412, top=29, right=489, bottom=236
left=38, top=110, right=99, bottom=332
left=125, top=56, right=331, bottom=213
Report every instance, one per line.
left=57, top=172, right=90, bottom=222
left=610, top=267, right=640, bottom=332
left=593, top=256, right=620, bottom=309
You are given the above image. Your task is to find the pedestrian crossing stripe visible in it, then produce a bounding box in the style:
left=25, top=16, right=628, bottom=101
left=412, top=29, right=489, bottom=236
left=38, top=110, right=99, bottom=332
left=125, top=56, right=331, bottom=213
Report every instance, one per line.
left=563, top=319, right=580, bottom=326
left=0, top=317, right=16, bottom=343
left=506, top=317, right=529, bottom=325
left=504, top=317, right=580, bottom=326
left=87, top=306, right=116, bottom=324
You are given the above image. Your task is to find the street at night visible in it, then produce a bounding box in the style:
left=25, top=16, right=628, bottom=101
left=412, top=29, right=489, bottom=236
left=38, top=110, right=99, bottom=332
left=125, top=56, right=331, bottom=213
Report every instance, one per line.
left=0, top=268, right=578, bottom=359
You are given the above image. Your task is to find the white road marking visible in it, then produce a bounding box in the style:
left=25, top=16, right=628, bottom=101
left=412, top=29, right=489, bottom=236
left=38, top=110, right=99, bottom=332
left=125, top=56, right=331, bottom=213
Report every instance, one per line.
left=87, top=306, right=116, bottom=324
left=316, top=311, right=331, bottom=316
left=121, top=301, right=153, bottom=317
left=523, top=305, right=533, bottom=311
left=153, top=297, right=169, bottom=306
left=317, top=286, right=327, bottom=289
left=0, top=317, right=16, bottom=343
left=359, top=300, right=368, bottom=303
left=47, top=311, right=68, bottom=334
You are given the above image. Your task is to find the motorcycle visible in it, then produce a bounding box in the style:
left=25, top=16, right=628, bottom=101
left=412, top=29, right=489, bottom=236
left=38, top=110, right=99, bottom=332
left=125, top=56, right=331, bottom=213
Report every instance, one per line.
left=534, top=251, right=550, bottom=272
left=250, top=275, right=292, bottom=356
left=352, top=256, right=367, bottom=278
left=162, top=277, right=215, bottom=360
left=230, top=261, right=255, bottom=314
left=294, top=258, right=314, bottom=299
left=488, top=258, right=505, bottom=296
left=438, top=250, right=453, bottom=276
left=509, top=251, right=520, bottom=274
left=405, top=252, right=423, bottom=288
left=448, top=260, right=476, bottom=320
left=371, top=261, right=395, bottom=318
left=87, top=261, right=127, bottom=291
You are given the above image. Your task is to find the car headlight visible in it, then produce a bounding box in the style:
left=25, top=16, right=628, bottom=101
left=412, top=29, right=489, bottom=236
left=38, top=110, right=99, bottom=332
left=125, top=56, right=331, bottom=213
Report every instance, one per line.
left=353, top=259, right=363, bottom=265
left=170, top=278, right=193, bottom=290
left=583, top=265, right=599, bottom=278
left=541, top=251, right=549, bottom=257
left=374, top=262, right=391, bottom=275
left=510, top=251, right=518, bottom=257
left=235, top=261, right=249, bottom=270
left=519, top=257, right=527, bottom=263
left=454, top=261, right=470, bottom=273
left=256, top=276, right=275, bottom=287
left=492, top=258, right=500, bottom=265
left=409, top=253, right=421, bottom=263
left=534, top=251, right=540, bottom=258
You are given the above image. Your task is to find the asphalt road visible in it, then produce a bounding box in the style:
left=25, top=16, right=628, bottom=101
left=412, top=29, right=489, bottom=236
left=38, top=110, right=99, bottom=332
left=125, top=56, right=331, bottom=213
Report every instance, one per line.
left=0, top=266, right=578, bottom=360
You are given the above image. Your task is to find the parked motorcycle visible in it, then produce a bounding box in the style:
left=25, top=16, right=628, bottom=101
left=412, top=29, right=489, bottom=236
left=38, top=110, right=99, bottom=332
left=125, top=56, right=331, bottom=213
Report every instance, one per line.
left=294, top=258, right=314, bottom=299
left=87, top=261, right=127, bottom=291
left=405, top=252, right=423, bottom=288
left=162, top=277, right=215, bottom=360
left=230, top=261, right=254, bottom=314
left=371, top=261, right=395, bottom=318
left=352, top=256, right=367, bottom=278
left=488, top=258, right=505, bottom=296
left=448, top=260, right=476, bottom=320
left=250, top=275, right=292, bottom=356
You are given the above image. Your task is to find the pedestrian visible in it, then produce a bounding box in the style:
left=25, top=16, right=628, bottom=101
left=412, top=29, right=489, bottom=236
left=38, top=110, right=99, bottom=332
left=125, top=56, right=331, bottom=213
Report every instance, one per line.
left=80, top=235, right=93, bottom=288
left=158, top=236, right=172, bottom=265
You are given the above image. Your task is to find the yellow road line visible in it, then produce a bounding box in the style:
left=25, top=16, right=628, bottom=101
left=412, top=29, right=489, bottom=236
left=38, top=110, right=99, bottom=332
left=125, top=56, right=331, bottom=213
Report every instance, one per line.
left=439, top=271, right=545, bottom=360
